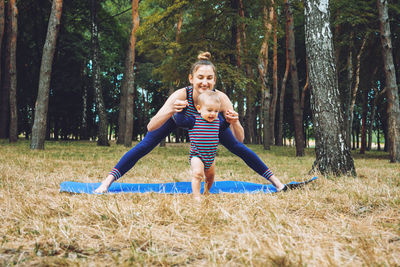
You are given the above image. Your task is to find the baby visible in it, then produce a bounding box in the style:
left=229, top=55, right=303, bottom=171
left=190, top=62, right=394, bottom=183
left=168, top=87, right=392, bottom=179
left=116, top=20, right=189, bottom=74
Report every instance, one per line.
left=174, top=91, right=229, bottom=200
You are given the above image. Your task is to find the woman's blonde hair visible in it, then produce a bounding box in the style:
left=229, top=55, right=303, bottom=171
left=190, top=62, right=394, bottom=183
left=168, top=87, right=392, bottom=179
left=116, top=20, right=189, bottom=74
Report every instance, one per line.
left=190, top=52, right=216, bottom=75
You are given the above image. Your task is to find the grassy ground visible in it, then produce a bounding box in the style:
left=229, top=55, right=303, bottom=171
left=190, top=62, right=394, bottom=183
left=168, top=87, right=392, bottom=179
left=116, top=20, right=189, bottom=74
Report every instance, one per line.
left=0, top=139, right=399, bottom=266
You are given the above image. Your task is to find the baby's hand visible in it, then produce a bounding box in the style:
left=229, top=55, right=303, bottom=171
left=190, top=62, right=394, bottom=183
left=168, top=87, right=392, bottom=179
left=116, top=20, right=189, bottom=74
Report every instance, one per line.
left=173, top=99, right=188, bottom=112
left=225, top=110, right=239, bottom=124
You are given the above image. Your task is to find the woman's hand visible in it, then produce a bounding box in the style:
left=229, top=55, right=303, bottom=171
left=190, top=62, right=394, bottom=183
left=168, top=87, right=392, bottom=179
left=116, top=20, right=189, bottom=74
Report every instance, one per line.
left=224, top=109, right=239, bottom=124
left=147, top=88, right=187, bottom=131
left=224, top=109, right=244, bottom=142
left=173, top=99, right=188, bottom=113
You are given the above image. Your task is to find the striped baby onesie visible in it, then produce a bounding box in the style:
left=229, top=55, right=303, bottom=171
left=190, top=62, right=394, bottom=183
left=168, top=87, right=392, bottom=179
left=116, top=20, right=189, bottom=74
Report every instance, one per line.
left=188, top=115, right=220, bottom=169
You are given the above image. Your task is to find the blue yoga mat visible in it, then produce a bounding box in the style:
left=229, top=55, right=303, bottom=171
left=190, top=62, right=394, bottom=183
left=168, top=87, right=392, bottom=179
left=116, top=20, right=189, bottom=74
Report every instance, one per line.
left=60, top=177, right=317, bottom=194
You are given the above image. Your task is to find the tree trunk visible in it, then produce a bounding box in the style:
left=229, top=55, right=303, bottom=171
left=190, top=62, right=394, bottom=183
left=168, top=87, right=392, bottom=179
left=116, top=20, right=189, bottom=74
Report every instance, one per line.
left=117, top=46, right=129, bottom=144
left=30, top=0, right=63, bottom=149
left=81, top=71, right=89, bottom=140
left=0, top=0, right=8, bottom=139
left=287, top=0, right=304, bottom=156
left=277, top=5, right=290, bottom=146
left=344, top=32, right=353, bottom=147
left=346, top=34, right=368, bottom=148
left=270, top=1, right=278, bottom=146
left=360, top=86, right=368, bottom=154
left=305, top=0, right=356, bottom=176
left=377, top=128, right=381, bottom=151
left=90, top=0, right=109, bottom=146
left=6, top=0, right=17, bottom=142
left=239, top=0, right=255, bottom=144
left=377, top=0, right=400, bottom=162
left=301, top=64, right=310, bottom=147
left=258, top=3, right=273, bottom=150
left=123, top=0, right=139, bottom=148
left=232, top=0, right=244, bottom=126
left=0, top=0, right=6, bottom=139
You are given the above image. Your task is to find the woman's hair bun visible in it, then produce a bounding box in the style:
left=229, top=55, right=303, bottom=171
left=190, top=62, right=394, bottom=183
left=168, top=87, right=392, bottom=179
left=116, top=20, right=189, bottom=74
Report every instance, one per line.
left=197, top=52, right=211, bottom=61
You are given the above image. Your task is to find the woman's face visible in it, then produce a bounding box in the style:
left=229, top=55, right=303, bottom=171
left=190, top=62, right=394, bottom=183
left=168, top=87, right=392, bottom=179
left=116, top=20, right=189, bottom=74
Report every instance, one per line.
left=189, top=65, right=216, bottom=94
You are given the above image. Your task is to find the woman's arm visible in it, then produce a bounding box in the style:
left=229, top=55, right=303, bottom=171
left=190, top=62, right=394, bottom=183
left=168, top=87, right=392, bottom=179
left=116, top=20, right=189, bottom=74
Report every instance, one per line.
left=147, top=88, right=188, bottom=131
left=217, top=91, right=244, bottom=142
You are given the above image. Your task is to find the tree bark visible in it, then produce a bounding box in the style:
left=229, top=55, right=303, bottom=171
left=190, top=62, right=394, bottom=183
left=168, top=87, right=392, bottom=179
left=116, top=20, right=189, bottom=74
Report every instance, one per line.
left=377, top=0, right=400, bottom=162
left=270, top=1, right=278, bottom=146
left=80, top=66, right=89, bottom=140
left=90, top=0, right=109, bottom=146
left=305, top=0, right=356, bottom=176
left=0, top=0, right=6, bottom=139
left=277, top=3, right=290, bottom=146
left=124, top=0, right=139, bottom=148
left=343, top=32, right=353, bottom=147
left=0, top=0, right=8, bottom=139
left=6, top=0, right=17, bottom=142
left=233, top=0, right=244, bottom=127
left=360, top=86, right=368, bottom=154
left=258, top=3, right=273, bottom=150
left=287, top=0, right=304, bottom=156
left=117, top=46, right=129, bottom=144
left=345, top=34, right=368, bottom=148
left=30, top=0, right=63, bottom=149
left=239, top=0, right=255, bottom=144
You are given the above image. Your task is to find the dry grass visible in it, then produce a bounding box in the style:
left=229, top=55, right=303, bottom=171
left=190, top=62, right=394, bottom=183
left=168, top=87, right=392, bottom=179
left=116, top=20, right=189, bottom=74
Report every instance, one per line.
left=0, top=139, right=399, bottom=266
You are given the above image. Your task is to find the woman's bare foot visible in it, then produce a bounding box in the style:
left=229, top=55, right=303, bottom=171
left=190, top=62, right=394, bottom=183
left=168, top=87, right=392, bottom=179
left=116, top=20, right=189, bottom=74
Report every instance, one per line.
left=268, top=174, right=285, bottom=191
left=94, top=175, right=115, bottom=193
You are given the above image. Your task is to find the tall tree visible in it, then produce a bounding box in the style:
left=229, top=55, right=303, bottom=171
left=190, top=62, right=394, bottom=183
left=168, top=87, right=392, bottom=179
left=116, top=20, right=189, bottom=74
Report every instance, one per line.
left=305, top=0, right=356, bottom=176
left=0, top=0, right=7, bottom=139
left=286, top=0, right=304, bottom=156
left=258, top=2, right=273, bottom=150
left=116, top=46, right=129, bottom=144
left=123, top=0, right=139, bottom=148
left=377, top=0, right=400, bottom=162
left=30, top=0, right=63, bottom=149
left=277, top=0, right=290, bottom=146
left=239, top=0, right=255, bottom=144
left=270, top=0, right=278, bottom=146
left=360, top=85, right=368, bottom=154
left=7, top=0, right=18, bottom=142
left=345, top=34, right=368, bottom=148
left=233, top=0, right=245, bottom=128
left=90, top=0, right=109, bottom=146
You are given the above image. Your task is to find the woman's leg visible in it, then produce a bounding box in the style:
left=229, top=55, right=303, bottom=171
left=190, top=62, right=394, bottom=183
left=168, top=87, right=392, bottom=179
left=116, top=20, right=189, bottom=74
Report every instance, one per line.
left=112, top=118, right=177, bottom=178
left=94, top=118, right=177, bottom=193
left=218, top=125, right=284, bottom=190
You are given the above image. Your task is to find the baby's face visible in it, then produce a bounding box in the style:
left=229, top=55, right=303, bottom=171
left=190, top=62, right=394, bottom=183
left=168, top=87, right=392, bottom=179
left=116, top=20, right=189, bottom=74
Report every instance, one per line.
left=198, top=101, right=220, bottom=122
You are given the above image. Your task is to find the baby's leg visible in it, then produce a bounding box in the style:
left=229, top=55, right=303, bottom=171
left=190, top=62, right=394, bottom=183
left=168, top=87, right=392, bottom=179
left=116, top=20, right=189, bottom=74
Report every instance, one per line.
left=204, top=162, right=215, bottom=195
left=190, top=157, right=205, bottom=200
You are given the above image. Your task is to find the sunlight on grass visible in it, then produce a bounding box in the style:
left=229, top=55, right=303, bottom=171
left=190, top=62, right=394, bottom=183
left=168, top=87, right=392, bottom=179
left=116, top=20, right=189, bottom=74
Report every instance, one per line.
left=0, top=140, right=399, bottom=265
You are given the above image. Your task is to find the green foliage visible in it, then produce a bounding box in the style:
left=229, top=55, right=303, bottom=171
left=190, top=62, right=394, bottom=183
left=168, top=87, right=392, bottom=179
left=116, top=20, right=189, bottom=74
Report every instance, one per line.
left=8, top=0, right=399, bottom=145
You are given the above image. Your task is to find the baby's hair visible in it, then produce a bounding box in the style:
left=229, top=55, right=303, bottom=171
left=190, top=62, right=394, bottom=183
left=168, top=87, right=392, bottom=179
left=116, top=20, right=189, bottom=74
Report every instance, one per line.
left=190, top=51, right=216, bottom=75
left=198, top=91, right=220, bottom=107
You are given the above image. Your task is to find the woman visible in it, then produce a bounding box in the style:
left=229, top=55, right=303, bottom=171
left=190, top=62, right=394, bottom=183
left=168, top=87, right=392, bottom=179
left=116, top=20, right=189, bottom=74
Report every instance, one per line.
left=95, top=52, right=292, bottom=193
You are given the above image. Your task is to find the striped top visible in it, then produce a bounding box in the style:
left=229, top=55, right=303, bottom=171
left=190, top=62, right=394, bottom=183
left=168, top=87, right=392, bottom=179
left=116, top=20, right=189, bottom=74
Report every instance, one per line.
left=188, top=115, right=220, bottom=169
left=183, top=86, right=200, bottom=118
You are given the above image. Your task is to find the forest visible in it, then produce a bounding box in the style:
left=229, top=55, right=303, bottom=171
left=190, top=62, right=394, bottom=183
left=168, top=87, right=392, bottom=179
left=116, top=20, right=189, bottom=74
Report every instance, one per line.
left=0, top=0, right=399, bottom=162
